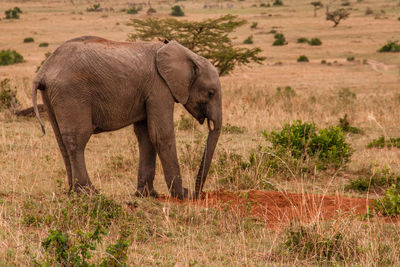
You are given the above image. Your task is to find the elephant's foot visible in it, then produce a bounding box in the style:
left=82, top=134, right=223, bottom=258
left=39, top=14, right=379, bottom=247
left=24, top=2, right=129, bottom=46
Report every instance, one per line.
left=134, top=188, right=159, bottom=198
left=70, top=183, right=99, bottom=195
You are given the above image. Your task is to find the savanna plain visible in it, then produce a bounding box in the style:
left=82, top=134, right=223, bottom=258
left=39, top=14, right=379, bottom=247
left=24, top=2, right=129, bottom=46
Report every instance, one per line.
left=1, top=0, right=400, bottom=265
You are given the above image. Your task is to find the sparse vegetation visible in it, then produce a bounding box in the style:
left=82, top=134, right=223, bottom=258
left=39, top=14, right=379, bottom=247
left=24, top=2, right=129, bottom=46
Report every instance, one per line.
left=0, top=78, right=19, bottom=112
left=297, top=55, right=309, bottom=62
left=347, top=56, right=355, bottom=61
left=87, top=3, right=102, bottom=12
left=338, top=114, right=362, bottom=134
left=243, top=35, right=254, bottom=44
left=309, top=37, right=322, bottom=45
left=23, top=37, right=34, bottom=43
left=0, top=49, right=24, bottom=66
left=378, top=40, right=400, bottom=52
left=250, top=22, right=258, bottom=29
left=297, top=37, right=309, bottom=43
left=346, top=168, right=398, bottom=192
left=39, top=42, right=49, bottom=47
left=374, top=183, right=400, bottom=216
left=171, top=5, right=184, bottom=16
left=273, top=0, right=284, bottom=6
left=128, top=15, right=265, bottom=76
left=126, top=6, right=142, bottom=14
left=326, top=8, right=350, bottom=27
left=5, top=7, right=22, bottom=19
left=367, top=136, right=400, bottom=149
left=273, top=33, right=287, bottom=46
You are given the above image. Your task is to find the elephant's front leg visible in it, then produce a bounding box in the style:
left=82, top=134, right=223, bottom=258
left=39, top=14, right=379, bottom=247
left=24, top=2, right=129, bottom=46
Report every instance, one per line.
left=147, top=101, right=188, bottom=199
left=133, top=120, right=158, bottom=198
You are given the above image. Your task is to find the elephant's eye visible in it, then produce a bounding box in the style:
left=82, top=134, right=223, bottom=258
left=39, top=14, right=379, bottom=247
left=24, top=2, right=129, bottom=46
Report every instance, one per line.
left=208, top=90, right=215, bottom=98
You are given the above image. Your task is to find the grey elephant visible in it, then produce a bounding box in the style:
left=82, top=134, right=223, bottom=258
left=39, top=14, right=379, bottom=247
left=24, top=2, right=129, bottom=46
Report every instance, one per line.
left=32, top=36, right=222, bottom=199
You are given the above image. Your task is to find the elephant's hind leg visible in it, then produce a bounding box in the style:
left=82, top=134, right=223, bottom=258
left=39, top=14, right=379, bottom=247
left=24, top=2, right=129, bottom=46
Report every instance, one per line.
left=134, top=120, right=158, bottom=198
left=54, top=104, right=96, bottom=193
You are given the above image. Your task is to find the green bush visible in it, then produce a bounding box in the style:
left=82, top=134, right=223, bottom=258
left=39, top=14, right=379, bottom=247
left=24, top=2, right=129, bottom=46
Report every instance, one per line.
left=243, top=35, right=254, bottom=44
left=171, top=5, right=184, bottom=16
left=297, top=37, right=309, bottom=43
left=374, top=183, right=400, bottom=216
left=297, top=55, right=309, bottom=62
left=0, top=78, right=19, bottom=111
left=23, top=37, right=34, bottom=43
left=0, top=49, right=24, bottom=66
left=309, top=37, right=322, bottom=45
left=260, top=3, right=270, bottom=7
left=273, top=0, right=283, bottom=6
left=367, top=136, right=400, bottom=149
left=250, top=22, right=258, bottom=29
left=265, top=120, right=352, bottom=169
left=273, top=33, right=287, bottom=46
left=39, top=42, right=49, bottom=47
left=5, top=7, right=22, bottom=19
left=378, top=41, right=400, bottom=52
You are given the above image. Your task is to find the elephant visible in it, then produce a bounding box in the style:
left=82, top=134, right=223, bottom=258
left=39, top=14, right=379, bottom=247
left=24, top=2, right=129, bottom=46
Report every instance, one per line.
left=32, top=36, right=222, bottom=199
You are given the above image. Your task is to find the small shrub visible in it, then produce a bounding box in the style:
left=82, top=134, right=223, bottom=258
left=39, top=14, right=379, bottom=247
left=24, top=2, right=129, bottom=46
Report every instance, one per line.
left=365, top=7, right=373, bottom=15
left=367, top=136, right=400, bottom=149
left=265, top=120, right=352, bottom=169
left=147, top=7, right=156, bottom=15
left=297, top=55, right=309, bottom=62
left=346, top=56, right=355, bottom=61
left=0, top=49, right=24, bottom=66
left=297, top=37, right=309, bottom=43
left=39, top=42, right=49, bottom=47
left=126, top=6, right=142, bottom=14
left=243, top=36, right=254, bottom=44
left=222, top=123, right=245, bottom=134
left=5, top=7, right=22, bottom=19
left=338, top=114, right=362, bottom=134
left=378, top=40, right=400, bottom=52
left=100, top=230, right=130, bottom=266
left=171, top=5, right=184, bottom=16
left=0, top=78, right=19, bottom=112
left=309, top=37, right=322, bottom=46
left=260, top=3, right=271, bottom=8
left=341, top=1, right=350, bottom=6
left=87, top=3, right=102, bottom=12
left=23, top=37, right=34, bottom=43
left=250, top=22, right=258, bottom=29
left=273, top=33, right=287, bottom=46
left=374, top=183, right=400, bottom=216
left=321, top=59, right=327, bottom=64
left=273, top=0, right=283, bottom=6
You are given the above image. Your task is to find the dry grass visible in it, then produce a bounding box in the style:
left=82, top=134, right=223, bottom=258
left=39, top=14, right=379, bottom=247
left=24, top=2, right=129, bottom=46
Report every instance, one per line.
left=1, top=0, right=400, bottom=265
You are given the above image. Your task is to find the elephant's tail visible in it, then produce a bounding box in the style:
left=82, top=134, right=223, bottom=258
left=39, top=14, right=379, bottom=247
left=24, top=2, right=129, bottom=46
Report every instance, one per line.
left=32, top=79, right=46, bottom=135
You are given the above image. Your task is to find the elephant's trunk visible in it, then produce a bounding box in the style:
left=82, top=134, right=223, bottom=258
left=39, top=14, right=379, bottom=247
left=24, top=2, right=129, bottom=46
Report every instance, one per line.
left=194, top=115, right=221, bottom=199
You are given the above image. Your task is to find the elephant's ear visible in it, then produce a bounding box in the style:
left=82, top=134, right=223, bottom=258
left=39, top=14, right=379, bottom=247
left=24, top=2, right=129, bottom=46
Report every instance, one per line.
left=156, top=41, right=196, bottom=105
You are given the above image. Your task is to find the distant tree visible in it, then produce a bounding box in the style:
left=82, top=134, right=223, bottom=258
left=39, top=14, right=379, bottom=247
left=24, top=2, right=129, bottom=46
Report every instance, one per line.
left=127, top=15, right=266, bottom=76
left=326, top=8, right=350, bottom=27
left=310, top=1, right=323, bottom=17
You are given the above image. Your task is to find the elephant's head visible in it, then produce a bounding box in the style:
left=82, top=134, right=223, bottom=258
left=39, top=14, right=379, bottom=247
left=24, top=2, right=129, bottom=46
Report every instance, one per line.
left=156, top=41, right=222, bottom=198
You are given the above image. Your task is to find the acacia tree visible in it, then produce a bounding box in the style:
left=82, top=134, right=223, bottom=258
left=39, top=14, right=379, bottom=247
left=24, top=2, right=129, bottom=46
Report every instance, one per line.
left=326, top=8, right=350, bottom=27
left=127, top=15, right=266, bottom=76
left=311, top=1, right=323, bottom=17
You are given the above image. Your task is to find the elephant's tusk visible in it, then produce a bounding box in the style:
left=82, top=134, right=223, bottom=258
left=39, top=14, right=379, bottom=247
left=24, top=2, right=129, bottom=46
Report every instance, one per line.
left=207, top=119, right=214, bottom=132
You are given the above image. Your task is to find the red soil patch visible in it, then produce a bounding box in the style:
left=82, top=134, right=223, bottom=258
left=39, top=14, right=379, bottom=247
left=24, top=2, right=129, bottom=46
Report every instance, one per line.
left=158, top=189, right=372, bottom=228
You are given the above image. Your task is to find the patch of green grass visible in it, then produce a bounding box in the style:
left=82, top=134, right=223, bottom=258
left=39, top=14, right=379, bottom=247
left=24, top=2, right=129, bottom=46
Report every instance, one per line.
left=346, top=168, right=398, bottom=192
left=243, top=35, right=254, bottom=44
left=297, top=37, right=309, bottom=43
left=39, top=42, right=49, bottom=47
left=0, top=49, right=24, bottom=66
left=367, top=136, right=400, bottom=149
left=374, top=183, right=400, bottom=216
left=222, top=123, right=245, bottom=134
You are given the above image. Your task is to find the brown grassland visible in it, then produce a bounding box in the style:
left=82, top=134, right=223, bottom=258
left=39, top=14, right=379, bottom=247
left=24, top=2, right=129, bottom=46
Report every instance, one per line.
left=1, top=0, right=400, bottom=265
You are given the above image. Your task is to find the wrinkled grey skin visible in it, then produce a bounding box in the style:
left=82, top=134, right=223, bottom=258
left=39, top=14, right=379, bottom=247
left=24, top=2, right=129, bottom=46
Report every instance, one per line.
left=32, top=36, right=222, bottom=199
